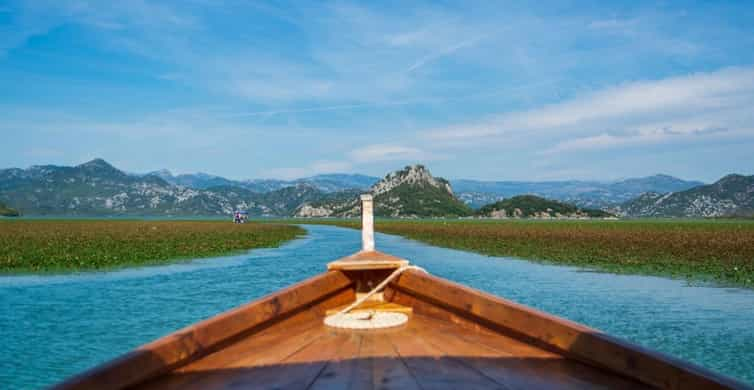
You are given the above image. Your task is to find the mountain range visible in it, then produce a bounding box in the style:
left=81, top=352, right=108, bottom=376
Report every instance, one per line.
left=452, top=175, right=704, bottom=209
left=0, top=159, right=325, bottom=216
left=1, top=158, right=751, bottom=218
left=617, top=174, right=754, bottom=218
left=142, top=170, right=377, bottom=193
left=141, top=168, right=704, bottom=209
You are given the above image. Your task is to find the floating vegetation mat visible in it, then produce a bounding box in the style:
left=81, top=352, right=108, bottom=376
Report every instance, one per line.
left=0, top=220, right=304, bottom=273
left=302, top=219, right=754, bottom=287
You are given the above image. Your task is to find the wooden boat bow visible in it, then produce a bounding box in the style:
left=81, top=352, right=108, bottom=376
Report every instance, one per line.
left=53, top=195, right=751, bottom=390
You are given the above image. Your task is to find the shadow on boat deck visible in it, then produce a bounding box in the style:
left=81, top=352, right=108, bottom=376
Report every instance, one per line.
left=135, top=356, right=650, bottom=390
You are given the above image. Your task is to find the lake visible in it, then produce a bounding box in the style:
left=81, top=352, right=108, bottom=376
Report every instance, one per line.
left=1, top=224, right=753, bottom=388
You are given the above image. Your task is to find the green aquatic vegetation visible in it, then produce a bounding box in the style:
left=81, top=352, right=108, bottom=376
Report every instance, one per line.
left=296, top=218, right=754, bottom=287
left=0, top=220, right=304, bottom=273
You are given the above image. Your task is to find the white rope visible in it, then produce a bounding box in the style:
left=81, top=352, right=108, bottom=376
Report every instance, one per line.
left=324, top=265, right=426, bottom=330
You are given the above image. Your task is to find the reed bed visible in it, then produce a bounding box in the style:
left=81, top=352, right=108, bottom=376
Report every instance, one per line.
left=307, top=219, right=754, bottom=287
left=0, top=220, right=303, bottom=273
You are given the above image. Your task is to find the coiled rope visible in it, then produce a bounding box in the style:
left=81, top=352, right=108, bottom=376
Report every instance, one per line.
left=324, top=265, right=426, bottom=330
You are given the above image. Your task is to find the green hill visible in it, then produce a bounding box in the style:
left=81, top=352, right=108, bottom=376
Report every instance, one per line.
left=374, top=181, right=471, bottom=218
left=477, top=195, right=613, bottom=219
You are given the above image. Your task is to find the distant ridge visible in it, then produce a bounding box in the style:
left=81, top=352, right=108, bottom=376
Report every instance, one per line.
left=137, top=165, right=703, bottom=210
left=139, top=170, right=378, bottom=193
left=451, top=174, right=704, bottom=209
left=619, top=174, right=754, bottom=217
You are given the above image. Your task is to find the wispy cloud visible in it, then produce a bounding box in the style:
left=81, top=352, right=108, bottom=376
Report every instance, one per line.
left=348, top=144, right=429, bottom=163
left=263, top=143, right=438, bottom=180
left=427, top=66, right=754, bottom=149
left=3, top=1, right=754, bottom=181
left=406, top=36, right=484, bottom=73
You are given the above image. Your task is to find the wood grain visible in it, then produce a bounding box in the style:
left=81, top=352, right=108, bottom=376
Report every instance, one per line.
left=53, top=271, right=354, bottom=390
left=388, top=269, right=748, bottom=390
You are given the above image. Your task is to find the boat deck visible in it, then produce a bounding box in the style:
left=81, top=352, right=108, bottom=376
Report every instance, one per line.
left=136, top=313, right=648, bottom=390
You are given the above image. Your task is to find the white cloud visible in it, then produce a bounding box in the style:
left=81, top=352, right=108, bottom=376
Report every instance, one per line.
left=263, top=143, right=438, bottom=180
left=426, top=66, right=754, bottom=154
left=542, top=125, right=736, bottom=155
left=254, top=67, right=754, bottom=178
left=348, top=144, right=429, bottom=163
left=5, top=2, right=754, bottom=180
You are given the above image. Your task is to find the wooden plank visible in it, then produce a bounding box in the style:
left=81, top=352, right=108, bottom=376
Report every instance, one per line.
left=389, top=288, right=492, bottom=334
left=308, top=329, right=424, bottom=390
left=146, top=327, right=346, bottom=390
left=387, top=321, right=509, bottom=389
left=328, top=250, right=409, bottom=270
left=389, top=270, right=749, bottom=390
left=308, top=332, right=372, bottom=390
left=412, top=315, right=646, bottom=390
left=137, top=287, right=354, bottom=389
left=365, top=332, right=423, bottom=390
left=138, top=322, right=328, bottom=389
left=139, top=318, right=330, bottom=384
left=141, top=302, right=646, bottom=390
left=55, top=271, right=354, bottom=390
left=415, top=313, right=558, bottom=359
left=226, top=330, right=351, bottom=389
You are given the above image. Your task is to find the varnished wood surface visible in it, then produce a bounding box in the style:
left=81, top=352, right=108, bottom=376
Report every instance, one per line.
left=387, top=270, right=749, bottom=390
left=135, top=313, right=650, bottom=390
left=53, top=271, right=354, bottom=390
left=54, top=268, right=750, bottom=390
left=328, top=250, right=409, bottom=270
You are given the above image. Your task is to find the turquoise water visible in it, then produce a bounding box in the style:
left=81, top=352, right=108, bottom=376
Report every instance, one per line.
left=1, top=225, right=753, bottom=388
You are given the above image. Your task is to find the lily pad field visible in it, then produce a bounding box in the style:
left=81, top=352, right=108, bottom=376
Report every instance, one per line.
left=305, top=219, right=754, bottom=287
left=0, top=220, right=303, bottom=273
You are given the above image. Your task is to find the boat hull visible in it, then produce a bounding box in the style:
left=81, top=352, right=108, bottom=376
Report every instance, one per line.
left=53, top=269, right=750, bottom=390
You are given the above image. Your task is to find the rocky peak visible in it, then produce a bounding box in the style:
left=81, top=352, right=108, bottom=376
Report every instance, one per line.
left=77, top=158, right=124, bottom=176
left=78, top=158, right=112, bottom=169
left=371, top=164, right=453, bottom=196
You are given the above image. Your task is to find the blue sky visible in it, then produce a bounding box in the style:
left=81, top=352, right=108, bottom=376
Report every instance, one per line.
left=1, top=1, right=754, bottom=182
